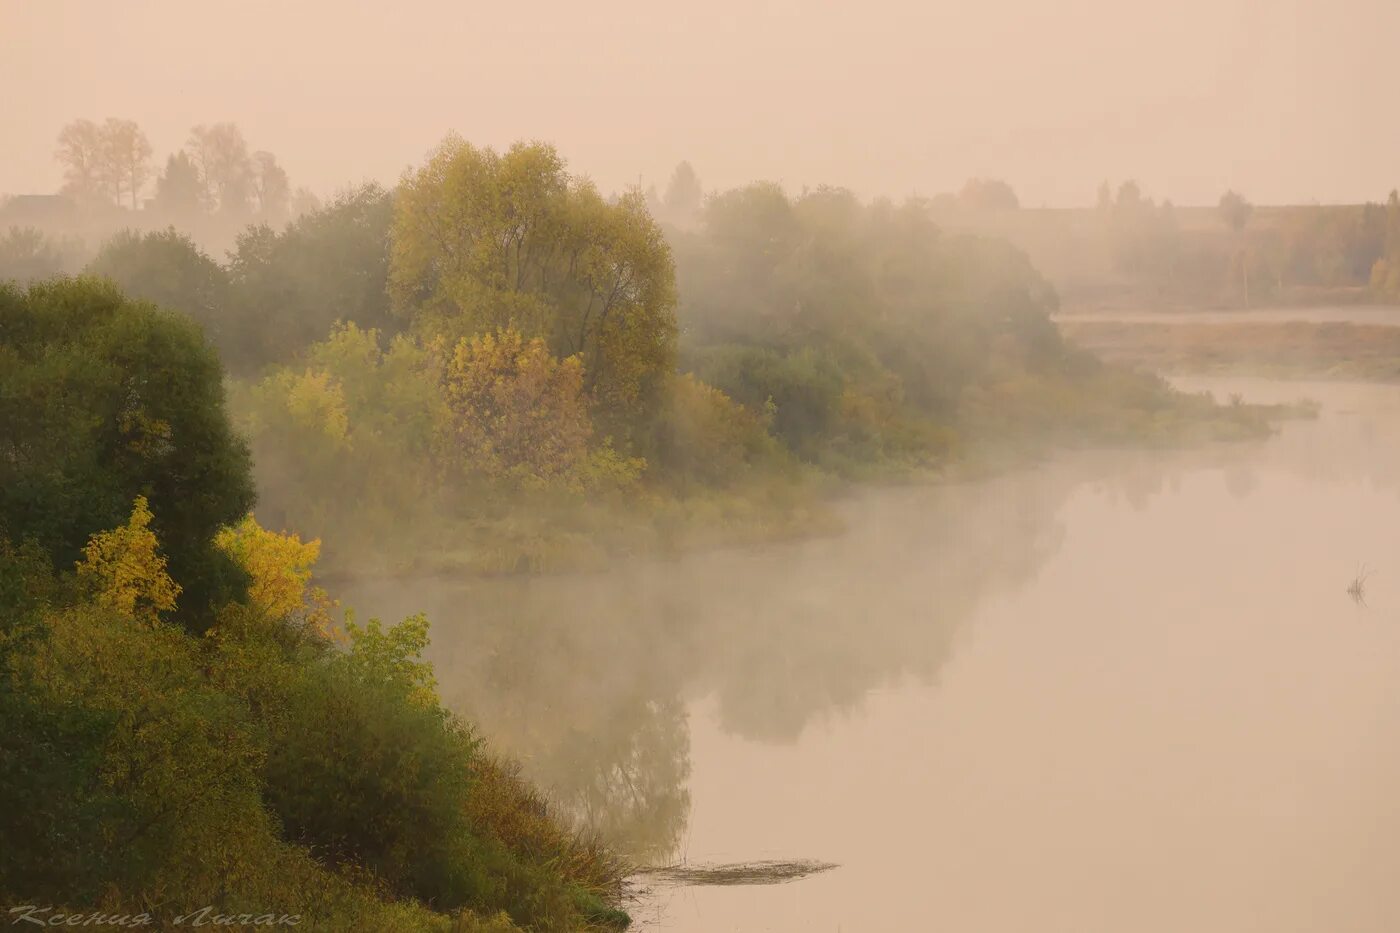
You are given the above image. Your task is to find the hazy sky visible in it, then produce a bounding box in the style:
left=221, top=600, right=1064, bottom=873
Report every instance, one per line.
left=1, top=0, right=1393, bottom=206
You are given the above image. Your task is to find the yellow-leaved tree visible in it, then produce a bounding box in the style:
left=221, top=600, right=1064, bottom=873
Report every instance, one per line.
left=436, top=328, right=594, bottom=486
left=74, top=496, right=181, bottom=625
left=215, top=515, right=337, bottom=637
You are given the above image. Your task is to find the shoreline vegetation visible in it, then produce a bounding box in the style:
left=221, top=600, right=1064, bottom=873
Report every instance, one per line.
left=2, top=137, right=1306, bottom=930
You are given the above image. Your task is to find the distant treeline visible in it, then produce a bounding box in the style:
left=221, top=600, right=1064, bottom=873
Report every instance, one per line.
left=935, top=181, right=1400, bottom=309
left=0, top=118, right=317, bottom=269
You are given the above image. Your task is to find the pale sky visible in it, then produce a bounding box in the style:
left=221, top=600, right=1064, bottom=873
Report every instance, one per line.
left=1, top=0, right=1393, bottom=206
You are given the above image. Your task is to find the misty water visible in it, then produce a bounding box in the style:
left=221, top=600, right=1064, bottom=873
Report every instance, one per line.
left=338, top=375, right=1400, bottom=933
left=1057, top=306, right=1400, bottom=327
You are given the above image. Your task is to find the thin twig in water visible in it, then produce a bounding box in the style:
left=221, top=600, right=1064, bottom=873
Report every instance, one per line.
left=634, top=859, right=838, bottom=887
left=1347, top=564, right=1372, bottom=606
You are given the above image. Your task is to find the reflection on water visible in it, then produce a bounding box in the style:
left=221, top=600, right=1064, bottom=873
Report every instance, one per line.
left=339, top=465, right=1070, bottom=861
left=337, top=378, right=1400, bottom=932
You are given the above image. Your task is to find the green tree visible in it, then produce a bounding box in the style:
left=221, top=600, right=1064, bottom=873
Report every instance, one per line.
left=226, top=183, right=397, bottom=370
left=661, top=160, right=704, bottom=225
left=240, top=323, right=447, bottom=542
left=390, top=137, right=677, bottom=442
left=689, top=344, right=843, bottom=458
left=152, top=151, right=205, bottom=219
left=0, top=277, right=255, bottom=630
left=0, top=227, right=79, bottom=284
left=86, top=228, right=230, bottom=343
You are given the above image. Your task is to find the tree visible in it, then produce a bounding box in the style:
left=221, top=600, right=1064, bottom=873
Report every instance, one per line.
left=99, top=118, right=153, bottom=209
left=672, top=181, right=1061, bottom=460
left=54, top=119, right=107, bottom=205
left=657, top=373, right=782, bottom=486
left=226, top=183, right=397, bottom=369
left=86, top=229, right=231, bottom=347
left=214, top=515, right=334, bottom=636
left=958, top=177, right=1020, bottom=211
left=689, top=344, right=843, bottom=458
left=1371, top=191, right=1400, bottom=301
left=0, top=227, right=78, bottom=284
left=1218, top=189, right=1253, bottom=233
left=152, top=152, right=204, bottom=218
left=1096, top=181, right=1113, bottom=212
left=240, top=323, right=448, bottom=542
left=289, top=186, right=321, bottom=220
left=251, top=150, right=291, bottom=222
left=390, top=137, right=677, bottom=439
left=1219, top=189, right=1254, bottom=306
left=75, top=496, right=181, bottom=626
left=186, top=123, right=253, bottom=214
left=0, top=277, right=256, bottom=630
left=434, top=328, right=593, bottom=486
left=1116, top=179, right=1144, bottom=210
left=661, top=161, right=703, bottom=225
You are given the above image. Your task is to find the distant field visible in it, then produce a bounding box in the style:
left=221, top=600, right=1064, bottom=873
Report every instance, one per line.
left=1061, top=318, right=1400, bottom=381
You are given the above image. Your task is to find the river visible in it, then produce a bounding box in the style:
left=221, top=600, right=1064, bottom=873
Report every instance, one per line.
left=337, top=375, right=1400, bottom=933
left=1056, top=306, right=1400, bottom=327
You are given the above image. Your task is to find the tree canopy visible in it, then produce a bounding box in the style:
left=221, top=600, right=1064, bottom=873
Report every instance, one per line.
left=0, top=277, right=255, bottom=629
left=226, top=183, right=397, bottom=371
left=86, top=228, right=230, bottom=345
left=390, top=137, right=677, bottom=438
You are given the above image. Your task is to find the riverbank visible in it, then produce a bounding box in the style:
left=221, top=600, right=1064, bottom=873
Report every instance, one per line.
left=311, top=368, right=1291, bottom=582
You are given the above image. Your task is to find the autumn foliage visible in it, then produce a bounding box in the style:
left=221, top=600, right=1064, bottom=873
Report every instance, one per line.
left=436, top=329, right=592, bottom=486
left=74, top=496, right=180, bottom=625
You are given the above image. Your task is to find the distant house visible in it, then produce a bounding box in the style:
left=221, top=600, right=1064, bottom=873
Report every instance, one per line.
left=0, top=194, right=78, bottom=227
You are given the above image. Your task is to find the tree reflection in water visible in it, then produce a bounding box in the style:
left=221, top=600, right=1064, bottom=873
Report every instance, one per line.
left=335, top=448, right=1299, bottom=862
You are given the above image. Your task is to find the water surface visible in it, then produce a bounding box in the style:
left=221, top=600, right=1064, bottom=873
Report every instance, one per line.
left=1056, top=306, right=1400, bottom=327
left=339, top=377, right=1400, bottom=932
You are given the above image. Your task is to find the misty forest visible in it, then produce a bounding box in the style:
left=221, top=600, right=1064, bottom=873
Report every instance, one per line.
left=5, top=4, right=1400, bottom=932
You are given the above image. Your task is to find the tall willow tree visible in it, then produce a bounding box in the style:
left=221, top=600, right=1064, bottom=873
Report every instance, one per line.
left=390, top=137, right=677, bottom=441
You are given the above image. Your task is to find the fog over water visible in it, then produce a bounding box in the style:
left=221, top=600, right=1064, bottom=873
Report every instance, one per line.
left=334, top=375, right=1400, bottom=932
left=1058, top=306, right=1400, bottom=327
